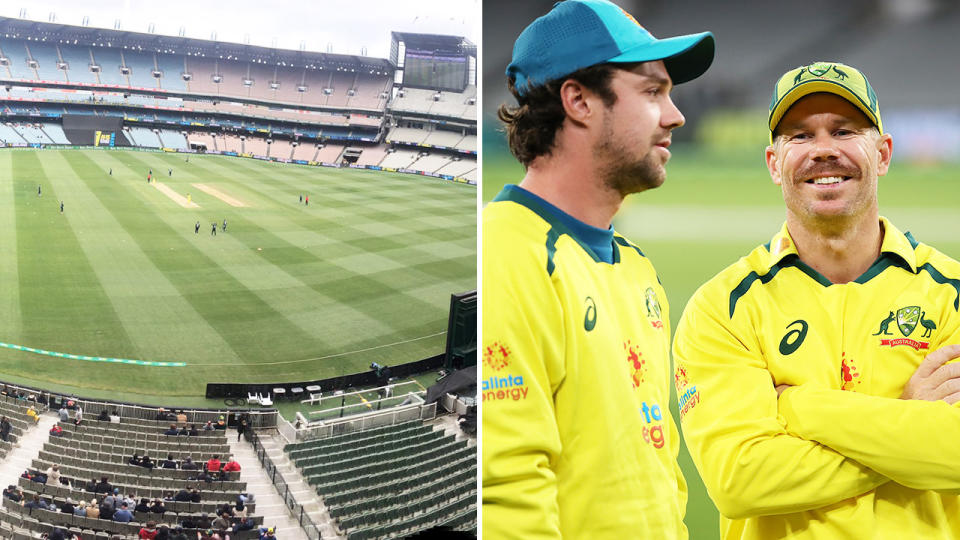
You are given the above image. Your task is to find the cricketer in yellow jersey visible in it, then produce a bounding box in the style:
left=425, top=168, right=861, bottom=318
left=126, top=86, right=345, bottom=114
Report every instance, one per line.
left=481, top=0, right=714, bottom=538
left=675, top=61, right=960, bottom=539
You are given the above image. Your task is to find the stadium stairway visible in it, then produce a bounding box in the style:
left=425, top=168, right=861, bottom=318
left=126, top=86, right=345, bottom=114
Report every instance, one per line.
left=228, top=435, right=311, bottom=540
left=0, top=412, right=56, bottom=488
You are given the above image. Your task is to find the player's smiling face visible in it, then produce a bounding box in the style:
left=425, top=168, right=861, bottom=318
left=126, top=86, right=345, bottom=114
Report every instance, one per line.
left=593, top=61, right=685, bottom=196
left=766, top=93, right=892, bottom=223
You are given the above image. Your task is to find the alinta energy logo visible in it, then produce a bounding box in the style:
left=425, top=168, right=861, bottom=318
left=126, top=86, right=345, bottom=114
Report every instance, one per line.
left=624, top=340, right=647, bottom=388
left=873, top=305, right=936, bottom=350
left=840, top=352, right=860, bottom=391
left=482, top=340, right=528, bottom=402
left=675, top=364, right=700, bottom=419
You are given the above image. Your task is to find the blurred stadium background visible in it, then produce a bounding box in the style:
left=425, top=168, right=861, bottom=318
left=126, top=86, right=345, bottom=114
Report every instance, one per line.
left=483, top=0, right=960, bottom=538
left=0, top=3, right=479, bottom=539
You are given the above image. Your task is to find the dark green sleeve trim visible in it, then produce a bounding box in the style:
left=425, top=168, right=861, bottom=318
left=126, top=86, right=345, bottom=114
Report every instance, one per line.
left=546, top=229, right=560, bottom=276
left=729, top=264, right=783, bottom=318
left=918, top=263, right=960, bottom=311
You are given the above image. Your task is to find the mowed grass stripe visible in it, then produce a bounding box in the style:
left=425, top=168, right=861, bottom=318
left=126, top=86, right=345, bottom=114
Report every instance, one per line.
left=0, top=152, right=21, bottom=338
left=98, top=152, right=400, bottom=353
left=125, top=152, right=450, bottom=348
left=48, top=151, right=243, bottom=366
left=191, top=156, right=476, bottom=310
left=11, top=150, right=137, bottom=358
left=196, top=156, right=475, bottom=256
left=68, top=151, right=326, bottom=367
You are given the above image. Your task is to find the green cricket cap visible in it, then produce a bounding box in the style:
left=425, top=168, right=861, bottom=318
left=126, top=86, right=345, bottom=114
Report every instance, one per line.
left=769, top=61, right=881, bottom=142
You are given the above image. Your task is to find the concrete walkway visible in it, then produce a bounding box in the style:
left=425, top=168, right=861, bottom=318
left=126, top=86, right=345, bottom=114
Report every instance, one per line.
left=228, top=434, right=311, bottom=540
left=0, top=412, right=57, bottom=489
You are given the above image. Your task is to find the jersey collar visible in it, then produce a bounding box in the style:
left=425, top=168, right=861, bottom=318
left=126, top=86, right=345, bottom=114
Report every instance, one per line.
left=766, top=216, right=917, bottom=273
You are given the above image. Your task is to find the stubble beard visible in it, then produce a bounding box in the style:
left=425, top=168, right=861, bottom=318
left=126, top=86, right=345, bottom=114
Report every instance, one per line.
left=594, top=120, right=666, bottom=198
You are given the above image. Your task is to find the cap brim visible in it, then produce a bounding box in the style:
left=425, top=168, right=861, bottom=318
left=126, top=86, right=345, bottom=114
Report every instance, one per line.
left=769, top=79, right=881, bottom=135
left=608, top=31, right=714, bottom=85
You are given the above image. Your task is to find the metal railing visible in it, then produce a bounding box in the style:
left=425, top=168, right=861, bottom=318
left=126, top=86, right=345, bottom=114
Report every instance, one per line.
left=246, top=428, right=323, bottom=540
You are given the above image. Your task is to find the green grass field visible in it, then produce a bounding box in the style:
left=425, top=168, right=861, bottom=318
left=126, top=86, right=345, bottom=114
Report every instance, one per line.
left=484, top=145, right=960, bottom=540
left=0, top=148, right=476, bottom=406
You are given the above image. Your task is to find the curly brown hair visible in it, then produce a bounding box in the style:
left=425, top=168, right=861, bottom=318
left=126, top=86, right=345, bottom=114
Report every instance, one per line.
left=498, top=63, right=624, bottom=167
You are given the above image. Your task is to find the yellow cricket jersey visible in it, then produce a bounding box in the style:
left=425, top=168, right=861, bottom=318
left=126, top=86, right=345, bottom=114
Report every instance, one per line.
left=482, top=185, right=687, bottom=540
left=674, top=217, right=960, bottom=539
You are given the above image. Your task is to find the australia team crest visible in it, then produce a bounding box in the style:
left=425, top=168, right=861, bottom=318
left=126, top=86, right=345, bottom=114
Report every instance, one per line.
left=874, top=305, right=936, bottom=350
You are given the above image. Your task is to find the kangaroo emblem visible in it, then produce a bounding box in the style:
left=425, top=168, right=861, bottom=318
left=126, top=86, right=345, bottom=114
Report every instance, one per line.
left=793, top=68, right=806, bottom=85
left=872, top=311, right=895, bottom=336
left=920, top=311, right=937, bottom=338
left=832, top=65, right=849, bottom=80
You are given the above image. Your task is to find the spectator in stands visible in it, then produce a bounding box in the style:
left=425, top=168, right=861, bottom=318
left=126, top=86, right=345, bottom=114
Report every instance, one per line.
left=135, top=498, right=151, bottom=513
left=45, top=465, right=60, bottom=486
left=2, top=485, right=20, bottom=502
left=98, top=409, right=110, bottom=422
left=171, top=526, right=189, bottom=540
left=202, top=421, right=214, bottom=431
left=60, top=497, right=75, bottom=515
left=190, top=489, right=201, bottom=503
left=113, top=502, right=133, bottom=523
left=232, top=500, right=247, bottom=519
left=58, top=406, right=69, bottom=422
left=74, top=405, right=82, bottom=425
left=101, top=493, right=117, bottom=519
left=139, top=522, right=159, bottom=540
left=164, top=424, right=180, bottom=436
left=195, top=513, right=212, bottom=530
left=150, top=499, right=167, bottom=514
left=130, top=453, right=144, bottom=467
left=157, top=408, right=174, bottom=421
left=84, top=478, right=97, bottom=492
left=212, top=513, right=231, bottom=531
left=95, top=476, right=113, bottom=493
left=173, top=488, right=191, bottom=502
left=176, top=411, right=188, bottom=426
left=26, top=405, right=40, bottom=424
left=50, top=425, right=63, bottom=437
left=156, top=526, right=170, bottom=540
left=205, top=456, right=222, bottom=472
left=181, top=457, right=198, bottom=470
left=222, top=459, right=241, bottom=473
left=195, top=471, right=214, bottom=483
left=122, top=493, right=136, bottom=509
left=0, top=416, right=10, bottom=441
left=161, top=454, right=178, bottom=469
left=258, top=527, right=276, bottom=540
left=25, top=495, right=48, bottom=510
left=236, top=420, right=246, bottom=442
left=86, top=499, right=100, bottom=519
left=215, top=416, right=226, bottom=430
left=141, top=455, right=156, bottom=470
left=73, top=500, right=86, bottom=517
left=187, top=424, right=199, bottom=436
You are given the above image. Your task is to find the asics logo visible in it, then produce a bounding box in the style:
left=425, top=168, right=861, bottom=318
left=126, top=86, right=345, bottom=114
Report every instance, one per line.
left=584, top=297, right=597, bottom=331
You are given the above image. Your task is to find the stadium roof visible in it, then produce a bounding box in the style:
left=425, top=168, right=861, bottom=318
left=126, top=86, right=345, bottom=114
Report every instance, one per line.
left=0, top=16, right=394, bottom=72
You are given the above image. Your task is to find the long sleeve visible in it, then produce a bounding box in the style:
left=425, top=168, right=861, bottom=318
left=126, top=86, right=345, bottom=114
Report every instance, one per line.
left=481, top=232, right=565, bottom=539
left=778, top=385, right=960, bottom=491
left=674, top=292, right=887, bottom=519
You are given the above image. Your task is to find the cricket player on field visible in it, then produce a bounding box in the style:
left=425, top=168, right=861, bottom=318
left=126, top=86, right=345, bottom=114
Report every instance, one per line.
left=674, top=61, right=960, bottom=539
left=481, top=0, right=714, bottom=538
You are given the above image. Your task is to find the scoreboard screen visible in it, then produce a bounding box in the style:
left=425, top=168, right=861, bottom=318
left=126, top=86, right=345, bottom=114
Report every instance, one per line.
left=403, top=49, right=467, bottom=92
